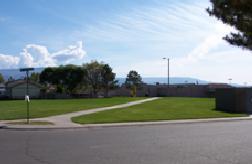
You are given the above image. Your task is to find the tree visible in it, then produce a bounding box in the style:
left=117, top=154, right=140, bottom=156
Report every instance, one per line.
left=8, top=76, right=14, bottom=81
left=40, top=67, right=65, bottom=93
left=30, top=72, right=40, bottom=82
left=101, top=64, right=117, bottom=98
left=40, top=62, right=117, bottom=97
left=40, top=66, right=85, bottom=94
left=83, top=61, right=103, bottom=97
left=62, top=65, right=86, bottom=94
left=207, top=0, right=252, bottom=50
left=125, top=70, right=143, bottom=97
left=0, top=73, right=4, bottom=83
left=83, top=61, right=117, bottom=98
left=40, top=68, right=57, bottom=85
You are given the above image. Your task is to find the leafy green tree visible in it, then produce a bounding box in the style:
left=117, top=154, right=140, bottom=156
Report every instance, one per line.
left=83, top=61, right=117, bottom=97
left=83, top=61, right=103, bottom=97
left=207, top=0, right=252, bottom=50
left=62, top=65, right=86, bottom=94
left=40, top=67, right=64, bottom=93
left=125, top=70, right=143, bottom=97
left=101, top=64, right=117, bottom=97
left=40, top=62, right=117, bottom=97
left=40, top=68, right=57, bottom=85
left=30, top=72, right=40, bottom=82
left=0, top=73, right=4, bottom=83
left=40, top=66, right=85, bottom=94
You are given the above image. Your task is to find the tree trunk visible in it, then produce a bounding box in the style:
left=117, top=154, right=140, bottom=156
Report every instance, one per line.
left=104, top=87, right=109, bottom=98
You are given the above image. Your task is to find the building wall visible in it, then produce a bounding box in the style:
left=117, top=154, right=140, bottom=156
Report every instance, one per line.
left=0, top=84, right=5, bottom=97
left=10, top=84, right=40, bottom=99
left=216, top=88, right=252, bottom=113
left=108, top=85, right=209, bottom=98
left=109, top=88, right=131, bottom=97
left=108, top=87, right=146, bottom=97
left=245, top=89, right=252, bottom=113
left=156, top=86, right=207, bottom=97
left=0, top=89, right=5, bottom=96
left=216, top=88, right=237, bottom=112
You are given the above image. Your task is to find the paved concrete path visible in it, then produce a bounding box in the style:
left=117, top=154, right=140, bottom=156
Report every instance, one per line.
left=1, top=97, right=159, bottom=128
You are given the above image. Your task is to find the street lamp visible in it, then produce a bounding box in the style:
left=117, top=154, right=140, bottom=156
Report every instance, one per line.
left=163, top=58, right=170, bottom=87
left=228, top=78, right=232, bottom=85
left=20, top=68, right=34, bottom=124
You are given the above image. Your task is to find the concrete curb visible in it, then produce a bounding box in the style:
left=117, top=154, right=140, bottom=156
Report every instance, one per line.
left=0, top=125, right=7, bottom=129
left=2, top=116, right=252, bottom=131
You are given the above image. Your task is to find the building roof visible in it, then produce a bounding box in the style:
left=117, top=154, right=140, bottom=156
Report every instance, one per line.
left=5, top=79, right=42, bottom=89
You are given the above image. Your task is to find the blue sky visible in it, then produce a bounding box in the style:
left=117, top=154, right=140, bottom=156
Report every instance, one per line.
left=0, top=0, right=251, bottom=85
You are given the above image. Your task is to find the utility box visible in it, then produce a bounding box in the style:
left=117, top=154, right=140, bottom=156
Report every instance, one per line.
left=216, top=88, right=252, bottom=113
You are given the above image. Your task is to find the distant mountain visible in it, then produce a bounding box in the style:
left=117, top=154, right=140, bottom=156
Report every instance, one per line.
left=0, top=68, right=44, bottom=80
left=116, top=77, right=208, bottom=85
left=0, top=68, right=208, bottom=85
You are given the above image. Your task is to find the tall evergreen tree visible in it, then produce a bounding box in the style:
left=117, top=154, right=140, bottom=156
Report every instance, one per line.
left=207, top=0, right=252, bottom=50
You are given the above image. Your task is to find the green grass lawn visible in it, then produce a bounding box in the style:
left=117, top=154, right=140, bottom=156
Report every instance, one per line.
left=0, top=97, right=143, bottom=120
left=72, top=97, right=247, bottom=124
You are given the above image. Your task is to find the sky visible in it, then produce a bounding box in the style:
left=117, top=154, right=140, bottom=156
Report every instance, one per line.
left=0, top=0, right=251, bottom=85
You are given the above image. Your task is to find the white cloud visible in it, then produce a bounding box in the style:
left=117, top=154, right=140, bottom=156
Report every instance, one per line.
left=20, top=44, right=56, bottom=68
left=0, top=54, right=20, bottom=69
left=52, top=41, right=86, bottom=63
left=0, top=41, right=86, bottom=69
left=174, top=22, right=234, bottom=66
left=82, top=1, right=216, bottom=44
left=173, top=48, right=252, bottom=85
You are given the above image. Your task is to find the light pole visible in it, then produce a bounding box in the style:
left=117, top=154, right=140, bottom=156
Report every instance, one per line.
left=20, top=68, right=34, bottom=124
left=163, top=58, right=170, bottom=87
left=228, top=78, right=232, bottom=85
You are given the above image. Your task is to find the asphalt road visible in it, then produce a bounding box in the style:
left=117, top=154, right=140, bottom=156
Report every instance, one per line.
left=1, top=120, right=252, bottom=164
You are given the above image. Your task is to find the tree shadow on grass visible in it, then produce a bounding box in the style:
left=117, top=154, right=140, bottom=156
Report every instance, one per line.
left=212, top=108, right=246, bottom=115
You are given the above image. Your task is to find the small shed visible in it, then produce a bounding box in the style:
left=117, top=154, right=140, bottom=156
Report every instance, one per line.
left=216, top=88, right=252, bottom=113
left=6, top=80, right=42, bottom=99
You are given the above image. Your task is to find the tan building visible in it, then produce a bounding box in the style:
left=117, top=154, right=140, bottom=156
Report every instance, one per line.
left=6, top=80, right=41, bottom=99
